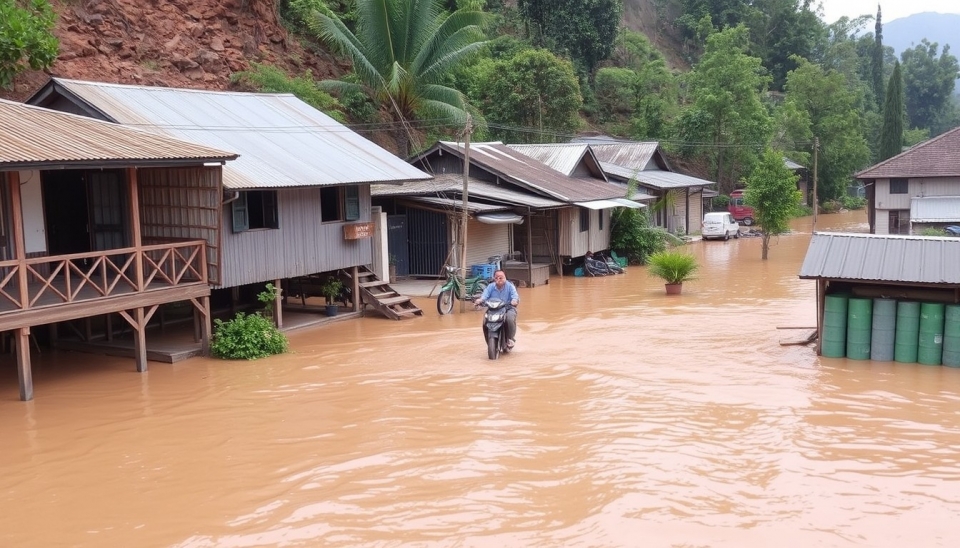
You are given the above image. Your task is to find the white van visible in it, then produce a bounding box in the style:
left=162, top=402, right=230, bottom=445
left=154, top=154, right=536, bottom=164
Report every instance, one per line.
left=702, top=212, right=740, bottom=240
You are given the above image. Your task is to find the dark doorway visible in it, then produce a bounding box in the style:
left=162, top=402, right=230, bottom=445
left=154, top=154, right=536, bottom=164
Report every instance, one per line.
left=406, top=208, right=447, bottom=277
left=42, top=170, right=127, bottom=258
left=42, top=170, right=91, bottom=256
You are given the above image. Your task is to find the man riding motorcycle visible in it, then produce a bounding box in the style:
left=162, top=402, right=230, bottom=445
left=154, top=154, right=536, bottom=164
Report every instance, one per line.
left=474, top=269, right=519, bottom=348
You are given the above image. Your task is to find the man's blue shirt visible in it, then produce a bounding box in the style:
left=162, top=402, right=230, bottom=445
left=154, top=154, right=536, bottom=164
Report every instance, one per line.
left=480, top=281, right=519, bottom=304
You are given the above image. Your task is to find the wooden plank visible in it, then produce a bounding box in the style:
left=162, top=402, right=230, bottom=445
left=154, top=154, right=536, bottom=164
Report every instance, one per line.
left=0, top=284, right=210, bottom=331
left=379, top=296, right=412, bottom=306
left=133, top=307, right=147, bottom=372
left=9, top=172, right=28, bottom=310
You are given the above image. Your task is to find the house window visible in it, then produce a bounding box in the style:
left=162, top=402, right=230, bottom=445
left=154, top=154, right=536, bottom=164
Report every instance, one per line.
left=890, top=178, right=908, bottom=194
left=598, top=209, right=604, bottom=231
left=580, top=208, right=589, bottom=232
left=232, top=190, right=278, bottom=232
left=321, top=185, right=361, bottom=222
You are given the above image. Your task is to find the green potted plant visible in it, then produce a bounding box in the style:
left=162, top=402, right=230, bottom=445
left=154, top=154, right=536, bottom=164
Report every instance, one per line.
left=647, top=249, right=698, bottom=295
left=320, top=277, right=344, bottom=316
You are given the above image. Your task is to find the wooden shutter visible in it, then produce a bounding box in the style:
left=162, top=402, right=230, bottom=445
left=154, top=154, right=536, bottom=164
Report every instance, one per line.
left=232, top=192, right=249, bottom=232
left=345, top=185, right=360, bottom=221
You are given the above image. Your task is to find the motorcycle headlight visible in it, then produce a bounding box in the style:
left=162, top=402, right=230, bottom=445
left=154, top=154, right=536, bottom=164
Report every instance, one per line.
left=489, top=313, right=503, bottom=321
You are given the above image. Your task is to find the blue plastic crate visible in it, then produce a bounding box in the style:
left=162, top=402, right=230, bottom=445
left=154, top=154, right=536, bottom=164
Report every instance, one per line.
left=470, top=263, right=496, bottom=280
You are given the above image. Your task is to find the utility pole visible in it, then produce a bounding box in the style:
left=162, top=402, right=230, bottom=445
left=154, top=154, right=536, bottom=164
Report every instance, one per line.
left=459, top=115, right=472, bottom=313
left=812, top=136, right=819, bottom=233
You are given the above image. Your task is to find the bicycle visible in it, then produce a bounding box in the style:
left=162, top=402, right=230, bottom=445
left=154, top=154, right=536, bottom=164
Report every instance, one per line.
left=436, top=265, right=490, bottom=315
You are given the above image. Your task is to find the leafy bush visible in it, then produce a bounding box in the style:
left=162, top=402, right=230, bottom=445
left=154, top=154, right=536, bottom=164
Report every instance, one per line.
left=647, top=249, right=699, bottom=285
left=211, top=312, right=289, bottom=360
left=0, top=0, right=58, bottom=89
left=230, top=63, right=345, bottom=121
left=610, top=206, right=667, bottom=265
left=840, top=195, right=866, bottom=210
left=919, top=227, right=946, bottom=236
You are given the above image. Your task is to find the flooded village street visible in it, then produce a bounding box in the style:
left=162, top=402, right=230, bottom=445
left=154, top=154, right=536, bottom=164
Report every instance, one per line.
left=3, top=210, right=960, bottom=547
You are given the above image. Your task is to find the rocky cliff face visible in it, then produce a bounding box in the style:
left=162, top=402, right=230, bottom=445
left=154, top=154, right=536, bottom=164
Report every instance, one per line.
left=3, top=0, right=345, bottom=101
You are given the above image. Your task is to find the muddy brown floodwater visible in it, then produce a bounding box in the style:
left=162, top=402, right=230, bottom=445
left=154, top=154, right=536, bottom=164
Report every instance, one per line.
left=3, top=210, right=960, bottom=547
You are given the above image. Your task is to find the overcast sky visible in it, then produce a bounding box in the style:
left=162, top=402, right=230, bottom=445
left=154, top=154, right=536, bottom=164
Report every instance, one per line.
left=818, top=0, right=960, bottom=24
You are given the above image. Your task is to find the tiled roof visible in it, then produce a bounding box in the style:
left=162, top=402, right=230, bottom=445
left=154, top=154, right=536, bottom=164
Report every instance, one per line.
left=856, top=125, right=960, bottom=179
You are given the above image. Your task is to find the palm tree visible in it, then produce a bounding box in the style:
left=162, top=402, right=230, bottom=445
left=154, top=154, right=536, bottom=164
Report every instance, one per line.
left=306, top=0, right=488, bottom=155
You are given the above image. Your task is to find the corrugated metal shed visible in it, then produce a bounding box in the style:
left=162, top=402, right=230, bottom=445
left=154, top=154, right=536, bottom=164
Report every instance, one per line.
left=799, top=232, right=960, bottom=284
left=910, top=196, right=960, bottom=223
left=418, top=142, right=623, bottom=202
left=856, top=125, right=960, bottom=179
left=40, top=78, right=430, bottom=189
left=0, top=98, right=236, bottom=169
left=373, top=174, right=566, bottom=208
left=401, top=196, right=510, bottom=213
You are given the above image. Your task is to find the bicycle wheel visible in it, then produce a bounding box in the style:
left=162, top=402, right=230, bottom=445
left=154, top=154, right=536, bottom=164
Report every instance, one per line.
left=436, top=288, right=455, bottom=315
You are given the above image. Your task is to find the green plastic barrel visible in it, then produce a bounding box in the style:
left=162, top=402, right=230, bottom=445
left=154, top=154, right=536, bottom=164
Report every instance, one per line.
left=894, top=301, right=921, bottom=363
left=870, top=298, right=897, bottom=361
left=822, top=294, right=849, bottom=358
left=943, top=304, right=960, bottom=368
left=918, top=302, right=946, bottom=366
left=846, top=298, right=873, bottom=360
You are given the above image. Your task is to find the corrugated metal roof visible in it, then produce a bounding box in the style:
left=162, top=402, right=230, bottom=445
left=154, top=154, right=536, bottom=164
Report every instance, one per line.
left=506, top=143, right=591, bottom=176
left=604, top=164, right=714, bottom=189
left=417, top=142, right=623, bottom=202
left=856, top=125, right=960, bottom=179
left=372, top=174, right=567, bottom=208
left=0, top=98, right=235, bottom=169
left=48, top=78, right=430, bottom=189
left=589, top=142, right=660, bottom=171
left=799, top=232, right=960, bottom=284
left=400, top=196, right=510, bottom=213
left=784, top=157, right=804, bottom=170
left=910, top=196, right=960, bottom=223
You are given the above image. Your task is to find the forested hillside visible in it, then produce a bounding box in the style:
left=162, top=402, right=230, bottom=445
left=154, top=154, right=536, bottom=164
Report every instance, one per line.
left=2, top=0, right=958, bottom=202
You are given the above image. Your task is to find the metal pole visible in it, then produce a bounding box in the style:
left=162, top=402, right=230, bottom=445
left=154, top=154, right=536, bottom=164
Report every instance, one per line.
left=459, top=116, right=472, bottom=313
left=812, top=136, right=819, bottom=233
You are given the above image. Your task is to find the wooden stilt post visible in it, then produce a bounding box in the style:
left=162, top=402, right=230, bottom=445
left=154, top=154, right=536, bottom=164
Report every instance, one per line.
left=106, top=314, right=113, bottom=341
left=274, top=278, right=283, bottom=327
left=193, top=307, right=201, bottom=343
left=133, top=307, right=147, bottom=372
left=526, top=212, right=534, bottom=285
left=15, top=327, right=33, bottom=401
left=201, top=296, right=211, bottom=356
left=350, top=268, right=360, bottom=312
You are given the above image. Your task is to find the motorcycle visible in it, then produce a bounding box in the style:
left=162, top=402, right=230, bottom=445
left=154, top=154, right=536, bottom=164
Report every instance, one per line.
left=436, top=265, right=489, bottom=315
left=481, top=298, right=513, bottom=360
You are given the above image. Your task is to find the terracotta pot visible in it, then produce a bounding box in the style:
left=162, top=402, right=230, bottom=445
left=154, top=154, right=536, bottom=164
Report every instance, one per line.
left=664, top=282, right=683, bottom=295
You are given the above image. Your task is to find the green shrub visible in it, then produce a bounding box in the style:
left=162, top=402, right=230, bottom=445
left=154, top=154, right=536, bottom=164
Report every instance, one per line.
left=919, top=227, right=946, bottom=236
left=840, top=195, right=866, bottom=210
left=610, top=207, right=667, bottom=265
left=647, top=249, right=699, bottom=285
left=230, top=63, right=345, bottom=121
left=211, top=312, right=288, bottom=360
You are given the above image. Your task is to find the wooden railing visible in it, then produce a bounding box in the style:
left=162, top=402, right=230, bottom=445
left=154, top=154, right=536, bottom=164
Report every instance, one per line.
left=0, top=240, right=207, bottom=314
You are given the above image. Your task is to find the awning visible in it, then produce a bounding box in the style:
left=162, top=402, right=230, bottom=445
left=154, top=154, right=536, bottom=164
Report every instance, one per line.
left=477, top=212, right=524, bottom=224
left=574, top=198, right=645, bottom=210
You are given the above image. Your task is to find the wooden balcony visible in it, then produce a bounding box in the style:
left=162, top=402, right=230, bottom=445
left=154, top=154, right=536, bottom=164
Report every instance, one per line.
left=0, top=240, right=210, bottom=331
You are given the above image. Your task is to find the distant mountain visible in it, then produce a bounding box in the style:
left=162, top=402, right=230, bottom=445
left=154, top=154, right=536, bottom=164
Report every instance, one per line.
left=884, top=12, right=960, bottom=57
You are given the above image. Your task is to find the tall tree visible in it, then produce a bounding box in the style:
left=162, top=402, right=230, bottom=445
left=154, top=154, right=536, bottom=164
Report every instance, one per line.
left=781, top=57, right=870, bottom=202
left=516, top=0, right=622, bottom=72
left=744, top=149, right=802, bottom=260
left=306, top=0, right=488, bottom=155
left=674, top=25, right=771, bottom=194
left=871, top=4, right=885, bottom=109
left=901, top=39, right=960, bottom=135
left=878, top=61, right=904, bottom=161
left=468, top=48, right=583, bottom=143
left=0, top=0, right=58, bottom=89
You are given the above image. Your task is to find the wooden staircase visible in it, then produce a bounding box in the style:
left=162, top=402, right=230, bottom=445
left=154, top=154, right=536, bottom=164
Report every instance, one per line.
left=347, top=266, right=423, bottom=320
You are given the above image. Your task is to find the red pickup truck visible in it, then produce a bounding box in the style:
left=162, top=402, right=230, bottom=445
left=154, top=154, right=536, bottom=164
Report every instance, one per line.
left=728, top=189, right=755, bottom=226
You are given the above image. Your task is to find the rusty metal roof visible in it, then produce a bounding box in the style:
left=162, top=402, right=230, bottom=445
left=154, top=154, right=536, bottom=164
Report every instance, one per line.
left=0, top=98, right=236, bottom=170
left=856, top=125, right=960, bottom=179
left=36, top=78, right=430, bottom=189
left=799, top=232, right=960, bottom=284
left=413, top=141, right=624, bottom=203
